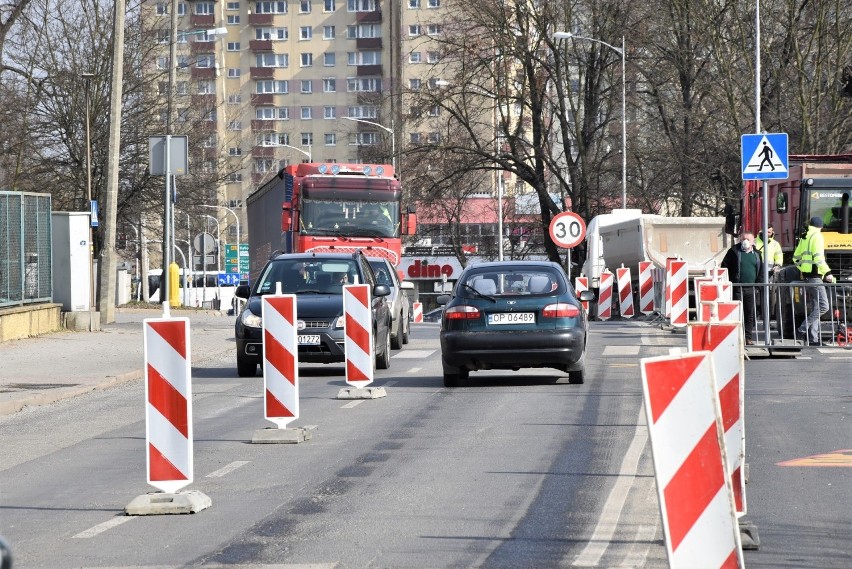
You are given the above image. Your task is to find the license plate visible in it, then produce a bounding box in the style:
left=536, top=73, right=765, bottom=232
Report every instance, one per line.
left=488, top=312, right=535, bottom=325
left=298, top=335, right=321, bottom=345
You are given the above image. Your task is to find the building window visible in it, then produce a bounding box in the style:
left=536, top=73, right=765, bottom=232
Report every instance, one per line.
left=197, top=80, right=215, bottom=94
left=347, top=77, right=380, bottom=92
left=256, top=107, right=289, bottom=120
left=410, top=132, right=422, bottom=143
left=256, top=27, right=289, bottom=40
left=409, top=78, right=421, bottom=89
left=228, top=147, right=242, bottom=156
left=299, top=0, right=311, bottom=12
left=428, top=131, right=441, bottom=143
left=175, top=81, right=188, bottom=95
left=427, top=51, right=440, bottom=63
left=325, top=133, right=336, bottom=145
left=299, top=26, right=312, bottom=40
left=301, top=53, right=313, bottom=67
left=258, top=132, right=290, bottom=145
left=227, top=15, right=240, bottom=24
left=301, top=133, right=313, bottom=146
left=347, top=23, right=380, bottom=38
left=347, top=105, right=378, bottom=118
left=428, top=106, right=440, bottom=117
left=228, top=120, right=243, bottom=131
left=408, top=52, right=421, bottom=64
left=156, top=29, right=169, bottom=44
left=256, top=53, right=289, bottom=67
left=156, top=56, right=168, bottom=70
left=323, top=26, right=335, bottom=39
left=428, top=0, right=440, bottom=7
left=255, top=1, right=288, bottom=14
left=324, top=106, right=336, bottom=118
left=408, top=25, right=421, bottom=36
left=194, top=1, right=214, bottom=15
left=196, top=55, right=215, bottom=68
left=256, top=80, right=290, bottom=93
left=227, top=42, right=240, bottom=51
left=349, top=132, right=378, bottom=146
left=324, top=0, right=336, bottom=11
left=255, top=158, right=275, bottom=172
left=225, top=173, right=243, bottom=183
left=324, top=52, right=336, bottom=66
left=427, top=24, right=442, bottom=35
left=227, top=2, right=240, bottom=9
left=228, top=94, right=242, bottom=104
left=156, top=2, right=168, bottom=15
left=323, top=78, right=336, bottom=92
left=301, top=80, right=313, bottom=93
left=347, top=0, right=376, bottom=12
left=301, top=107, right=313, bottom=119
left=348, top=51, right=380, bottom=66
left=228, top=68, right=241, bottom=77
left=408, top=0, right=420, bottom=7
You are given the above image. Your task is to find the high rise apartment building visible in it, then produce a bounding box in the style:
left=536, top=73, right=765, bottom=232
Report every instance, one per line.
left=144, top=0, right=449, bottom=240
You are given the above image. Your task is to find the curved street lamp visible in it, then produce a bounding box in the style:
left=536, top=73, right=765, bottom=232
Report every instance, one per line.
left=553, top=32, right=627, bottom=209
left=341, top=116, right=396, bottom=171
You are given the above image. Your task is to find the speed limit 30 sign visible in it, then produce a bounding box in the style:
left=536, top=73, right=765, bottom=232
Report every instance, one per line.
left=549, top=212, right=586, bottom=249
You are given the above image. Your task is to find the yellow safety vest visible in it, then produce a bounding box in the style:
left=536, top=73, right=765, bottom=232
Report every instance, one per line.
left=755, top=236, right=783, bottom=266
left=792, top=226, right=830, bottom=277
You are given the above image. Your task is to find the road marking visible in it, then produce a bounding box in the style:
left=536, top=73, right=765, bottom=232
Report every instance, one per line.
left=777, top=449, right=852, bottom=467
left=603, top=345, right=641, bottom=356
left=73, top=516, right=134, bottom=538
left=572, top=406, right=648, bottom=567
left=829, top=356, right=852, bottom=360
left=206, top=460, right=250, bottom=478
left=609, top=363, right=639, bottom=368
left=384, top=380, right=398, bottom=387
left=341, top=400, right=364, bottom=409
left=407, top=367, right=422, bottom=373
left=392, top=350, right=435, bottom=359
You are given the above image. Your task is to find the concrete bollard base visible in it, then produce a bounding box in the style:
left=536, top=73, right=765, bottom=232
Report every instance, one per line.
left=125, top=490, right=211, bottom=516
left=251, top=427, right=312, bottom=444
left=337, top=386, right=387, bottom=400
left=739, top=520, right=760, bottom=550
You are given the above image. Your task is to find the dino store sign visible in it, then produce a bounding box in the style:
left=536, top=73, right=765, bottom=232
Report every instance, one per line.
left=400, top=258, right=462, bottom=280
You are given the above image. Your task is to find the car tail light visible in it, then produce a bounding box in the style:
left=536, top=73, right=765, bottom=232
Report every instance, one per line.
left=445, top=305, right=481, bottom=320
left=542, top=303, right=580, bottom=318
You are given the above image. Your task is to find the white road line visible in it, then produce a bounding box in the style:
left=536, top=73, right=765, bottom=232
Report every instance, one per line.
left=384, top=380, right=398, bottom=387
left=407, top=367, right=422, bottom=373
left=341, top=400, right=364, bottom=409
left=206, top=460, right=250, bottom=478
left=603, top=345, right=641, bottom=356
left=572, top=406, right=649, bottom=567
left=73, top=515, right=134, bottom=538
left=392, top=350, right=435, bottom=358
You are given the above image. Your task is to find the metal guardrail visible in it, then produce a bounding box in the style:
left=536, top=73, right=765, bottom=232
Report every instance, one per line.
left=0, top=191, right=53, bottom=308
left=731, top=281, right=851, bottom=348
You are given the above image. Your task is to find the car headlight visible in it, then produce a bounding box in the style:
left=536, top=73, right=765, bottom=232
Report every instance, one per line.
left=333, top=315, right=345, bottom=329
left=241, top=309, right=262, bottom=328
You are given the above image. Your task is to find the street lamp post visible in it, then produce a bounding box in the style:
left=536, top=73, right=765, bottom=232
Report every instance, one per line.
left=553, top=32, right=627, bottom=209
left=341, top=117, right=396, bottom=171
left=272, top=143, right=311, bottom=162
left=82, top=71, right=96, bottom=314
left=199, top=204, right=241, bottom=284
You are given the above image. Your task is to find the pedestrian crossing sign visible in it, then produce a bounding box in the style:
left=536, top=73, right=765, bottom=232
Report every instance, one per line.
left=741, top=133, right=788, bottom=180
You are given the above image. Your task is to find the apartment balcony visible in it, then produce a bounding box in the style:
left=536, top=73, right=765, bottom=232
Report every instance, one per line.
left=191, top=67, right=215, bottom=79
left=191, top=40, right=215, bottom=54
left=357, top=65, right=383, bottom=77
left=250, top=67, right=275, bottom=79
left=251, top=93, right=274, bottom=106
left=248, top=13, right=274, bottom=26
left=356, top=38, right=382, bottom=50
left=191, top=94, right=216, bottom=108
left=252, top=172, right=270, bottom=185
left=251, top=120, right=276, bottom=132
left=250, top=39, right=273, bottom=52
left=356, top=9, right=382, bottom=23
left=191, top=14, right=215, bottom=27
left=252, top=146, right=275, bottom=157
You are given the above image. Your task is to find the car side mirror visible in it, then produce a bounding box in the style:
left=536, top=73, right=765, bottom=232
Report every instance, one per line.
left=578, top=290, right=595, bottom=302
left=437, top=294, right=450, bottom=305
left=235, top=284, right=251, bottom=299
left=373, top=284, right=391, bottom=297
left=776, top=192, right=788, bottom=214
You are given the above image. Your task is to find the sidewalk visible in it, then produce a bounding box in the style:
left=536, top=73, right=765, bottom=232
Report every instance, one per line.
left=0, top=308, right=235, bottom=416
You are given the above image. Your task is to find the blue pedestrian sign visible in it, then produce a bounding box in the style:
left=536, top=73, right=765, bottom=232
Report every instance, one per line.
left=741, top=133, right=788, bottom=180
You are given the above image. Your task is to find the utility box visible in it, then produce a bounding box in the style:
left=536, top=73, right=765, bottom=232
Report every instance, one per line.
left=51, top=212, right=92, bottom=312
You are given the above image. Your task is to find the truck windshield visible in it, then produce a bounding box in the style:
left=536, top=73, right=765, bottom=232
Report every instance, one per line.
left=300, top=199, right=400, bottom=238
left=808, top=190, right=851, bottom=230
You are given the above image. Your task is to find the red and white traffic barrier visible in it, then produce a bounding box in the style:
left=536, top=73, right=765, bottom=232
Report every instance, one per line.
left=597, top=270, right=614, bottom=321
left=143, top=316, right=193, bottom=493
left=638, top=261, right=655, bottom=314
left=664, top=258, right=675, bottom=318
left=688, top=322, right=747, bottom=515
left=262, top=294, right=299, bottom=428
left=343, top=284, right=374, bottom=387
left=699, top=280, right=733, bottom=303
left=575, top=275, right=590, bottom=313
left=669, top=260, right=688, bottom=327
left=700, top=301, right=742, bottom=324
left=641, top=351, right=744, bottom=568
left=411, top=302, right=423, bottom=323
left=616, top=266, right=635, bottom=318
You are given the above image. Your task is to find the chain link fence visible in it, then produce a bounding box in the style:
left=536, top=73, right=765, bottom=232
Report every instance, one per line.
left=0, top=191, right=53, bottom=308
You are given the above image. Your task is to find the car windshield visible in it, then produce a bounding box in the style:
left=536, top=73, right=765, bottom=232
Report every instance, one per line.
left=459, top=268, right=564, bottom=297
left=300, top=199, right=400, bottom=238
left=256, top=259, right=360, bottom=295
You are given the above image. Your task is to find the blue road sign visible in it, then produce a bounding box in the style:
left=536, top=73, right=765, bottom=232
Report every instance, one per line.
left=742, top=133, right=788, bottom=180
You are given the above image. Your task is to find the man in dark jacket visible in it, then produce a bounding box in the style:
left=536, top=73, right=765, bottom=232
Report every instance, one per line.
left=721, top=232, right=764, bottom=344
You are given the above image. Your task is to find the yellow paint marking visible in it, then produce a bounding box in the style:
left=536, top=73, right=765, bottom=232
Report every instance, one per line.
left=777, top=449, right=852, bottom=467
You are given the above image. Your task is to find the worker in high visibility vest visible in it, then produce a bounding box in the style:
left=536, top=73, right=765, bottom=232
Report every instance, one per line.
left=756, top=224, right=784, bottom=318
left=792, top=216, right=835, bottom=344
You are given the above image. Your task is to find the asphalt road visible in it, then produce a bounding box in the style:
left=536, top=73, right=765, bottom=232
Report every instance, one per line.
left=0, top=318, right=849, bottom=568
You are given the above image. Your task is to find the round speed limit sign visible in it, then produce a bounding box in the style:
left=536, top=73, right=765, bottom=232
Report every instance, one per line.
left=549, top=212, right=587, bottom=249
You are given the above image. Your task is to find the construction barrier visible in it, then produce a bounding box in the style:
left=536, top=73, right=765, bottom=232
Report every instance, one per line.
left=669, top=260, right=689, bottom=327
left=700, top=300, right=743, bottom=323
left=411, top=301, right=423, bottom=323
left=640, top=351, right=744, bottom=568
left=597, top=270, right=614, bottom=321
left=262, top=294, right=299, bottom=428
left=688, top=322, right=747, bottom=515
left=616, top=266, right=635, bottom=318
left=575, top=275, right=590, bottom=313
left=638, top=261, right=655, bottom=315
left=664, top=258, right=674, bottom=318
left=343, top=284, right=374, bottom=387
left=143, top=316, right=193, bottom=493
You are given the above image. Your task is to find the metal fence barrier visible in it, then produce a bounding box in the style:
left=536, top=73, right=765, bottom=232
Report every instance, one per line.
left=0, top=191, right=53, bottom=308
left=730, top=279, right=851, bottom=348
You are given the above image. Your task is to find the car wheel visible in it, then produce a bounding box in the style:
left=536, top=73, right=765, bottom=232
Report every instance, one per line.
left=376, top=326, right=391, bottom=369
left=237, top=356, right=257, bottom=378
left=390, top=311, right=403, bottom=350
left=402, top=315, right=410, bottom=344
left=443, top=372, right=460, bottom=387
left=568, top=368, right=584, bottom=384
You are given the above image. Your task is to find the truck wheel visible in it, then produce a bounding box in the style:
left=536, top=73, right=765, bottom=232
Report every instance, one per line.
left=390, top=312, right=403, bottom=350
left=237, top=357, right=257, bottom=377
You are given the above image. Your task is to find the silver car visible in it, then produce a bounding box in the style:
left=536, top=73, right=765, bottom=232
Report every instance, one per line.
left=369, top=258, right=414, bottom=349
